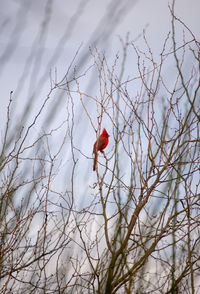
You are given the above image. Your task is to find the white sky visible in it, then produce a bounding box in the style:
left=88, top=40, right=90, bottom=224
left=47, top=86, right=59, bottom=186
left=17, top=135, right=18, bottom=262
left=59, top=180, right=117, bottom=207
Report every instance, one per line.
left=0, top=0, right=199, bottom=193
left=1, top=0, right=199, bottom=92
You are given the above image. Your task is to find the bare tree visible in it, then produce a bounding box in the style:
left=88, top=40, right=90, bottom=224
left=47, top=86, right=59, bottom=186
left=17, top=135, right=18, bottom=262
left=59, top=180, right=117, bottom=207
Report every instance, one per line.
left=0, top=1, right=200, bottom=293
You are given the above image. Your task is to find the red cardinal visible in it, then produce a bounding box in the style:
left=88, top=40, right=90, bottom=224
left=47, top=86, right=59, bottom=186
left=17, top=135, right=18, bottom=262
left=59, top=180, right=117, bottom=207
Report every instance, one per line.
left=93, top=128, right=110, bottom=171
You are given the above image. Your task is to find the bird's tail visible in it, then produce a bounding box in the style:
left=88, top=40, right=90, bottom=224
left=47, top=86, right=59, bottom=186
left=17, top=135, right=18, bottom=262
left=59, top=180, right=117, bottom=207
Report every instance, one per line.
left=93, top=152, right=98, bottom=171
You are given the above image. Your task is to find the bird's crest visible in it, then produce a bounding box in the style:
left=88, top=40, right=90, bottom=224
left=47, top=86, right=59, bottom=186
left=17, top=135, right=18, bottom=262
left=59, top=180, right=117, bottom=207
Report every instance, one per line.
left=102, top=128, right=109, bottom=137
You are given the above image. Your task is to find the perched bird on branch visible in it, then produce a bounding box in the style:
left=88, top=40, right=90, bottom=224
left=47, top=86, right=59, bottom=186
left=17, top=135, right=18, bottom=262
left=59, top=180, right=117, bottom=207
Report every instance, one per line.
left=93, top=128, right=110, bottom=171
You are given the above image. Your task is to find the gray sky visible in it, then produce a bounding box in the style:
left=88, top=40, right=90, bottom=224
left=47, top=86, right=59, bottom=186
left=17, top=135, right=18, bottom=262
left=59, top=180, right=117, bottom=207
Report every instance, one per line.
left=0, top=0, right=199, bottom=188
left=1, top=0, right=199, bottom=93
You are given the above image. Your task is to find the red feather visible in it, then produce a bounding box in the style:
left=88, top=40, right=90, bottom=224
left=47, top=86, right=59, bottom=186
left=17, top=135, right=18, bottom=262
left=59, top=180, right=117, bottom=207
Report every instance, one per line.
left=93, top=129, right=109, bottom=171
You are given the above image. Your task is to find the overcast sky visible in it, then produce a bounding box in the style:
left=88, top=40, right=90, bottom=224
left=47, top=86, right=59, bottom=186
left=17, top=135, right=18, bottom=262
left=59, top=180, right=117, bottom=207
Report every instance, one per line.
left=0, top=0, right=199, bottom=95
left=0, top=0, right=199, bottom=190
left=1, top=0, right=199, bottom=129
left=0, top=1, right=198, bottom=113
left=1, top=0, right=199, bottom=82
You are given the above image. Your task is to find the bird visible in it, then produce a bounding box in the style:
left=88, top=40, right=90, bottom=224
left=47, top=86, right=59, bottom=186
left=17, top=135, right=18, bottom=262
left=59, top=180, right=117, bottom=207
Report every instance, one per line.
left=93, top=128, right=110, bottom=171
